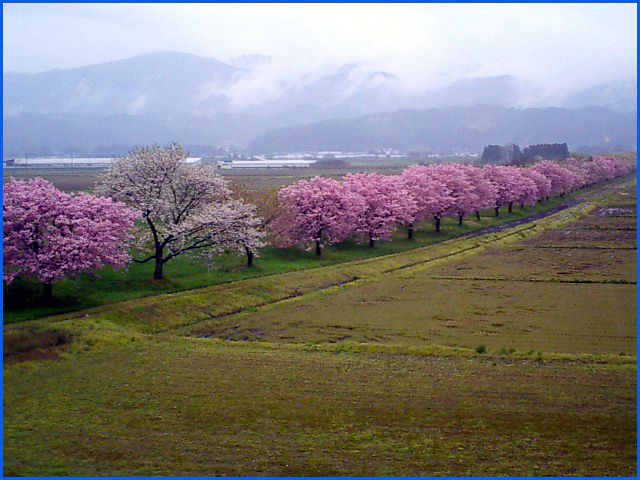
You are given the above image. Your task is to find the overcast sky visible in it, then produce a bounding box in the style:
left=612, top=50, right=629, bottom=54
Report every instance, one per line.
left=3, top=3, right=637, bottom=96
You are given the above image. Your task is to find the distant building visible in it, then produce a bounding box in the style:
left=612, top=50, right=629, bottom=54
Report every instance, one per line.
left=216, top=159, right=316, bottom=169
left=3, top=157, right=202, bottom=168
left=3, top=157, right=113, bottom=168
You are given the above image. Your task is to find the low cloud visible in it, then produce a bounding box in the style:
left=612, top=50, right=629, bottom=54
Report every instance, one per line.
left=3, top=3, right=637, bottom=110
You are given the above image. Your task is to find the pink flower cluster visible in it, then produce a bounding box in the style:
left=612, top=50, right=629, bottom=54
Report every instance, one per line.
left=272, top=176, right=367, bottom=254
left=3, top=178, right=138, bottom=285
left=273, top=157, right=632, bottom=253
left=565, top=156, right=633, bottom=186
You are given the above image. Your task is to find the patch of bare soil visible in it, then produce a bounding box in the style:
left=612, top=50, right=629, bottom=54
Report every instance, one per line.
left=4, top=328, right=72, bottom=365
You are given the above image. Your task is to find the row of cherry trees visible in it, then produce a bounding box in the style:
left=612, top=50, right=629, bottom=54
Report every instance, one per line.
left=3, top=147, right=632, bottom=301
left=273, top=156, right=632, bottom=255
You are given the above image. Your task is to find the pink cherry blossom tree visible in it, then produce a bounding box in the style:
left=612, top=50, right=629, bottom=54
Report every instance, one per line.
left=3, top=177, right=138, bottom=302
left=522, top=168, right=552, bottom=203
left=565, top=168, right=586, bottom=191
left=587, top=157, right=614, bottom=184
left=97, top=143, right=265, bottom=279
left=588, top=156, right=631, bottom=182
left=428, top=164, right=483, bottom=225
left=344, top=173, right=417, bottom=247
left=509, top=167, right=540, bottom=209
left=567, top=156, right=632, bottom=186
left=529, top=161, right=574, bottom=197
left=585, top=160, right=608, bottom=185
left=563, top=158, right=593, bottom=189
left=608, top=156, right=633, bottom=177
left=612, top=157, right=633, bottom=176
left=482, top=165, right=525, bottom=215
left=272, top=176, right=366, bottom=255
left=401, top=165, right=453, bottom=233
left=457, top=164, right=498, bottom=220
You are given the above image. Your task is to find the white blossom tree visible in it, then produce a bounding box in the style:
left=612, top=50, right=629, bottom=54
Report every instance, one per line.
left=97, top=143, right=265, bottom=279
left=196, top=200, right=266, bottom=267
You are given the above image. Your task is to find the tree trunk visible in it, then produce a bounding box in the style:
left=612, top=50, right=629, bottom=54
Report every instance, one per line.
left=42, top=282, right=53, bottom=304
left=475, top=210, right=481, bottom=221
left=153, top=246, right=164, bottom=280
left=494, top=206, right=500, bottom=217
left=315, top=228, right=322, bottom=256
left=245, top=246, right=254, bottom=267
left=508, top=202, right=513, bottom=213
left=435, top=216, right=441, bottom=232
left=407, top=224, right=414, bottom=240
left=369, top=236, right=375, bottom=248
left=458, top=214, right=463, bottom=226
left=520, top=203, right=524, bottom=210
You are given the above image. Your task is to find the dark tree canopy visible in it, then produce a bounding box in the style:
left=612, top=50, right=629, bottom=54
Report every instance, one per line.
left=481, top=144, right=521, bottom=164
left=482, top=143, right=569, bottom=165
left=521, top=143, right=570, bottom=160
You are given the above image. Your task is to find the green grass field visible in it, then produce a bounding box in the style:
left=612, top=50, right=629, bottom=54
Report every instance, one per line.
left=3, top=178, right=637, bottom=475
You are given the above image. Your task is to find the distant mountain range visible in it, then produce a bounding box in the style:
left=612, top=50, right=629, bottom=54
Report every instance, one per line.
left=563, top=78, right=637, bottom=113
left=2, top=52, right=522, bottom=119
left=250, top=106, right=637, bottom=154
left=4, top=52, right=240, bottom=117
left=3, top=51, right=637, bottom=156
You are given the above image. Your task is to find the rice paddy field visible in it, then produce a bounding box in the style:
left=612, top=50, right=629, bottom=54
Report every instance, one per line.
left=3, top=177, right=637, bottom=476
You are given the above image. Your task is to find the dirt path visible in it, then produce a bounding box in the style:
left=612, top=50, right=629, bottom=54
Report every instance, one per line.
left=461, top=180, right=623, bottom=238
left=462, top=200, right=579, bottom=237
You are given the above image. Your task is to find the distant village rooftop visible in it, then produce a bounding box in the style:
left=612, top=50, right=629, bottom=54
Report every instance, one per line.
left=216, top=158, right=316, bottom=169
left=3, top=157, right=203, bottom=168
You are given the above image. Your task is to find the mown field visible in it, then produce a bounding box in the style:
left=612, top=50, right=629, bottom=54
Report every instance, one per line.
left=3, top=178, right=637, bottom=476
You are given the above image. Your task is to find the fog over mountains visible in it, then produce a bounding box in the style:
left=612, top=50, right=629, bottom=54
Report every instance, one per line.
left=251, top=106, right=637, bottom=154
left=3, top=52, right=637, bottom=156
